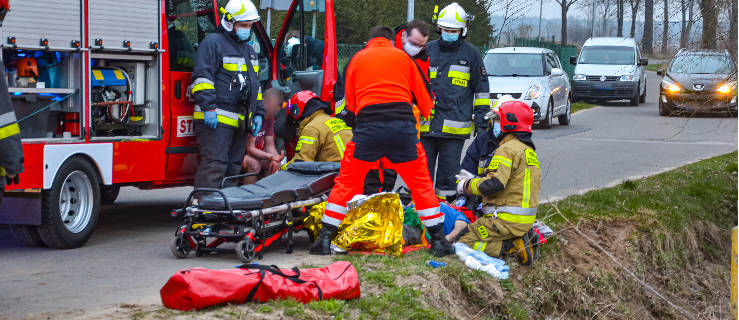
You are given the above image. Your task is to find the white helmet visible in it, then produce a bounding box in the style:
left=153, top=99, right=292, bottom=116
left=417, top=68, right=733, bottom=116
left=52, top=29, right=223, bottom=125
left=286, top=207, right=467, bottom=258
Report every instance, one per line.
left=485, top=95, right=515, bottom=122
left=436, top=2, right=471, bottom=36
left=220, top=0, right=260, bottom=32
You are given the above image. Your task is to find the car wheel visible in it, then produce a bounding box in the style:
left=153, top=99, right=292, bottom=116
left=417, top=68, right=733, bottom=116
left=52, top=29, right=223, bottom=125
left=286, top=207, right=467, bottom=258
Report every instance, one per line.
left=100, top=185, right=120, bottom=205
left=558, top=97, right=571, bottom=126
left=37, top=157, right=101, bottom=249
left=639, top=81, right=647, bottom=103
left=9, top=225, right=45, bottom=247
left=658, top=100, right=670, bottom=116
left=540, top=99, right=553, bottom=129
left=630, top=82, right=640, bottom=106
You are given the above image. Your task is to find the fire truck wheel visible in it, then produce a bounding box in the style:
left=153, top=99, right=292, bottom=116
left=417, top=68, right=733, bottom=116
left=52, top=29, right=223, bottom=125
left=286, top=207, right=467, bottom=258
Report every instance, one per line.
left=9, top=225, right=45, bottom=247
left=236, top=238, right=255, bottom=263
left=37, top=157, right=101, bottom=249
left=100, top=185, right=120, bottom=205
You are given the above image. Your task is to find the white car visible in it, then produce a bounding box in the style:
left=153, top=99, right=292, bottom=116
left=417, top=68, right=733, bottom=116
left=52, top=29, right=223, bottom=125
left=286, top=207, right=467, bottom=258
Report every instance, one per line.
left=483, top=47, right=572, bottom=128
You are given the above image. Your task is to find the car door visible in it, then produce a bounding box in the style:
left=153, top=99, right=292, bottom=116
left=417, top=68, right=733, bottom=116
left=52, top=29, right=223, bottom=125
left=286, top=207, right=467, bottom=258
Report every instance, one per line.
left=552, top=52, right=569, bottom=105
left=545, top=53, right=563, bottom=113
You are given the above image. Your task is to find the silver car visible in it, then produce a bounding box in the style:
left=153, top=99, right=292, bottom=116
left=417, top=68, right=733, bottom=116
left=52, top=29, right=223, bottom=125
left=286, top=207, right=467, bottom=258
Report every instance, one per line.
left=483, top=47, right=572, bottom=128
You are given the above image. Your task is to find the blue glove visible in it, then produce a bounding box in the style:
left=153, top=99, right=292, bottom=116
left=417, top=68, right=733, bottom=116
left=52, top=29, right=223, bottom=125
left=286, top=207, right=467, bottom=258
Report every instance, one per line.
left=454, top=196, right=467, bottom=207
left=251, top=115, right=263, bottom=134
left=203, top=110, right=218, bottom=129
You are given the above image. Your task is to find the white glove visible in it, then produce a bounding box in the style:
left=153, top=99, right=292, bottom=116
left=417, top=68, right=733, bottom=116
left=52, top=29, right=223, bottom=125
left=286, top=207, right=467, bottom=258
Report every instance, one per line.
left=456, top=179, right=467, bottom=195
left=455, top=169, right=474, bottom=195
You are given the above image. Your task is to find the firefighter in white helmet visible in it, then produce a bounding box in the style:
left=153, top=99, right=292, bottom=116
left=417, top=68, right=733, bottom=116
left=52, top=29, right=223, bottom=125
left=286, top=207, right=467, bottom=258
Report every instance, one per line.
left=421, top=2, right=490, bottom=201
left=190, top=0, right=265, bottom=188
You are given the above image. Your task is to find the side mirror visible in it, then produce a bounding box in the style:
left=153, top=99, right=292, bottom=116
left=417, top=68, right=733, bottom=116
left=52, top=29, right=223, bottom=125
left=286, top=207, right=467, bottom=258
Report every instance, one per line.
left=656, top=69, right=664, bottom=76
left=550, top=68, right=564, bottom=76
left=638, top=58, right=649, bottom=66
left=569, top=56, right=577, bottom=65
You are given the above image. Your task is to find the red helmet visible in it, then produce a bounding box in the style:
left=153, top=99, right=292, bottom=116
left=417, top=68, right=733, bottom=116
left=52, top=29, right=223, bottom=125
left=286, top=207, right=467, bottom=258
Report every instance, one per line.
left=496, top=100, right=534, bottom=133
left=288, top=90, right=319, bottom=120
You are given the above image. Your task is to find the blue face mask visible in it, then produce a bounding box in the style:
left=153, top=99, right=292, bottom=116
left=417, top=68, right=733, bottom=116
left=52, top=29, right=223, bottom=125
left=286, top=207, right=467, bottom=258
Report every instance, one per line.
left=235, top=27, right=251, bottom=41
left=492, top=121, right=502, bottom=137
left=441, top=31, right=459, bottom=42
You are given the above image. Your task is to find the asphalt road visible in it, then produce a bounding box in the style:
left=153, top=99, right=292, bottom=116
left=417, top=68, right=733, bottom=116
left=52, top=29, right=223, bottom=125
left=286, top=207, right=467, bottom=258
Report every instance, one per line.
left=0, top=72, right=736, bottom=318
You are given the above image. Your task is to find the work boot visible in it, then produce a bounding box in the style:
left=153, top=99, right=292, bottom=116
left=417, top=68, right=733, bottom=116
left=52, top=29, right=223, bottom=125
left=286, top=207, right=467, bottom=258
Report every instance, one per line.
left=309, top=224, right=338, bottom=255
left=427, top=224, right=453, bottom=257
left=501, top=231, right=536, bottom=266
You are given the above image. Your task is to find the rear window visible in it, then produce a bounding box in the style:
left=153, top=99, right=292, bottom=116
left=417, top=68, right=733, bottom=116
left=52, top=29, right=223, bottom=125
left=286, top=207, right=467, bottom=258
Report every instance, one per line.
left=669, top=54, right=734, bottom=74
left=484, top=53, right=544, bottom=77
left=578, top=46, right=635, bottom=65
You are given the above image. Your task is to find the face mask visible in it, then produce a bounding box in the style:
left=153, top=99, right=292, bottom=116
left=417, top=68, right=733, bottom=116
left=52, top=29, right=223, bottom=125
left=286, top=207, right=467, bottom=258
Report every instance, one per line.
left=492, top=121, right=502, bottom=137
left=441, top=31, right=459, bottom=42
left=235, top=27, right=251, bottom=41
left=403, top=42, right=423, bottom=57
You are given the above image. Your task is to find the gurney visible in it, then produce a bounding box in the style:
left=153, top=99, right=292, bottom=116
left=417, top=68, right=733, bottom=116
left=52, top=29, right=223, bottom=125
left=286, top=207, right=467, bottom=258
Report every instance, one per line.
left=169, top=162, right=340, bottom=262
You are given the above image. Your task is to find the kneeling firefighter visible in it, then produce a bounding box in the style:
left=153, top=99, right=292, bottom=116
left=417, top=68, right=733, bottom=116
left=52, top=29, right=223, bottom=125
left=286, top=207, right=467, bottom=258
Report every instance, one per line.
left=190, top=0, right=265, bottom=188
left=282, top=90, right=352, bottom=166
left=456, top=100, right=541, bottom=265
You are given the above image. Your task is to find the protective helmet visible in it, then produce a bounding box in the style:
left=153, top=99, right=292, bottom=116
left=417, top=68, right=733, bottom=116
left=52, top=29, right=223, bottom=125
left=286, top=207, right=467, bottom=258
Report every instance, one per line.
left=485, top=95, right=515, bottom=126
left=220, top=0, right=260, bottom=32
left=435, top=2, right=471, bottom=36
left=495, top=100, right=534, bottom=133
left=288, top=90, right=319, bottom=120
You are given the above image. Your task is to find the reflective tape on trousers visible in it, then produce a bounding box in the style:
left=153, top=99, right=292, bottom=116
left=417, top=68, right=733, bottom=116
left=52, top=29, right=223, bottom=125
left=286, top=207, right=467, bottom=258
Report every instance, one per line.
left=481, top=206, right=537, bottom=216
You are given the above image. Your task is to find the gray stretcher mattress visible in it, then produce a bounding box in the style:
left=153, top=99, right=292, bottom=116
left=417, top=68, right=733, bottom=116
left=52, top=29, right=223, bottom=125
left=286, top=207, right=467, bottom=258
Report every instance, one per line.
left=197, top=162, right=340, bottom=210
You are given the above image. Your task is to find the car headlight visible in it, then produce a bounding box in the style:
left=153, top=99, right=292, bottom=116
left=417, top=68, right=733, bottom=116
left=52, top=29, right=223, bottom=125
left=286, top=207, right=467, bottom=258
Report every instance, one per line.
left=717, top=84, right=732, bottom=94
left=619, top=75, right=636, bottom=81
left=661, top=77, right=680, bottom=93
left=573, top=74, right=586, bottom=81
left=524, top=85, right=542, bottom=100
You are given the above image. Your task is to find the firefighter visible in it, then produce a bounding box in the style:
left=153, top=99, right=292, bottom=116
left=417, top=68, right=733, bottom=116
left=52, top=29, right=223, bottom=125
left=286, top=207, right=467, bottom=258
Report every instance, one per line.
left=422, top=2, right=490, bottom=200
left=0, top=0, right=22, bottom=203
left=190, top=0, right=265, bottom=189
left=281, top=90, right=352, bottom=166
left=361, top=19, right=434, bottom=195
left=456, top=100, right=541, bottom=266
left=309, top=26, right=452, bottom=257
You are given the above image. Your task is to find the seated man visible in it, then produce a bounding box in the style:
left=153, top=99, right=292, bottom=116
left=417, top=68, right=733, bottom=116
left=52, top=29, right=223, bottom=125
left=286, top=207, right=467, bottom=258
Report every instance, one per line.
left=455, top=100, right=541, bottom=266
left=282, top=90, right=352, bottom=167
left=242, top=88, right=284, bottom=184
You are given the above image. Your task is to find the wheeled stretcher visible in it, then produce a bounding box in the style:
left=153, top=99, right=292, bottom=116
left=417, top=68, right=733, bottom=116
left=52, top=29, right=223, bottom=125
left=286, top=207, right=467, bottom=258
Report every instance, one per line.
left=169, top=162, right=340, bottom=262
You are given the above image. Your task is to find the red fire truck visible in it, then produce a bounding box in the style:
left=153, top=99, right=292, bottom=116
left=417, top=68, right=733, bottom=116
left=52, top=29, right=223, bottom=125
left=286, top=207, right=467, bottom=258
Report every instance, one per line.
left=1, top=0, right=338, bottom=248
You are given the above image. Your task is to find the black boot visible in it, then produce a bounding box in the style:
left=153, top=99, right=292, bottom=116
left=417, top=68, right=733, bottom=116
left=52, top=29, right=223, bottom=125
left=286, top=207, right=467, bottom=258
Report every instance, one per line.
left=427, top=224, right=453, bottom=257
left=309, top=224, right=338, bottom=255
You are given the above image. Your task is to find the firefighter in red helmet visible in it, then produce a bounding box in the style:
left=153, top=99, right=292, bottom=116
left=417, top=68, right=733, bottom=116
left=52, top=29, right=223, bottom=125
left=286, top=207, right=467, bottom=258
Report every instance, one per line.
left=456, top=100, right=542, bottom=266
left=281, top=90, right=352, bottom=168
left=0, top=0, right=23, bottom=204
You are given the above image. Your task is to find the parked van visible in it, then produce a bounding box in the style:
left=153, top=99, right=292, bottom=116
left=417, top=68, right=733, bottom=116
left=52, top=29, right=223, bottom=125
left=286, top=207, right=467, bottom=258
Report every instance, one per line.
left=570, top=37, right=648, bottom=106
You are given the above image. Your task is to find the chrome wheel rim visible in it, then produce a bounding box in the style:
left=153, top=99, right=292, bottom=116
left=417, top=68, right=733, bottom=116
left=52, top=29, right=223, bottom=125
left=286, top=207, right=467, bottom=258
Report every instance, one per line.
left=59, top=171, right=94, bottom=233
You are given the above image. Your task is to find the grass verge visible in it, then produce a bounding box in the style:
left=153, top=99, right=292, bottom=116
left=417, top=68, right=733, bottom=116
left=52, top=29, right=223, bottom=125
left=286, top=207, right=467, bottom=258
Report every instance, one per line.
left=571, top=100, right=597, bottom=113
left=645, top=63, right=665, bottom=72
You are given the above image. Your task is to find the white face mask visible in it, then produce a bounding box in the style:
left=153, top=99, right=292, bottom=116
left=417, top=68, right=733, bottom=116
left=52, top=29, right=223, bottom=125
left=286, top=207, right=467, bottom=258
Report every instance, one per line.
left=403, top=42, right=423, bottom=57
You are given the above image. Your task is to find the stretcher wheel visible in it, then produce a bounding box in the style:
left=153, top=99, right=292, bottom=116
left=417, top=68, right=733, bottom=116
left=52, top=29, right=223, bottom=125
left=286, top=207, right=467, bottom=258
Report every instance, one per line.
left=170, top=231, right=191, bottom=259
left=235, top=238, right=256, bottom=263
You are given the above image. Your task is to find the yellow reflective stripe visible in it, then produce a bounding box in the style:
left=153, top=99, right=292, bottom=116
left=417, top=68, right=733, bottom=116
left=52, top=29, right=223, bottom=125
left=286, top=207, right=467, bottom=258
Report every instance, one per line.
left=191, top=82, right=215, bottom=93
left=441, top=125, right=472, bottom=135
left=474, top=98, right=491, bottom=106
left=0, top=123, right=20, bottom=140
left=223, top=64, right=248, bottom=72
left=193, top=112, right=238, bottom=127
left=469, top=178, right=481, bottom=196
left=497, top=212, right=536, bottom=224
left=492, top=155, right=512, bottom=167
left=333, top=135, right=345, bottom=157
left=419, top=124, right=430, bottom=132
left=430, top=71, right=437, bottom=79
left=298, top=136, right=315, bottom=144
left=129, top=116, right=143, bottom=122
left=0, top=167, right=5, bottom=176
left=253, top=65, right=259, bottom=73
left=523, top=168, right=531, bottom=208
left=257, top=92, right=263, bottom=101
left=448, top=70, right=471, bottom=80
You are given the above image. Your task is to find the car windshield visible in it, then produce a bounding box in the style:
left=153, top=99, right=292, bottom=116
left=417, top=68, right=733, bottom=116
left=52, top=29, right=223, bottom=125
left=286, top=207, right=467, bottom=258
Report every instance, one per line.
left=484, top=53, right=544, bottom=77
left=578, top=46, right=635, bottom=65
left=669, top=54, right=734, bottom=74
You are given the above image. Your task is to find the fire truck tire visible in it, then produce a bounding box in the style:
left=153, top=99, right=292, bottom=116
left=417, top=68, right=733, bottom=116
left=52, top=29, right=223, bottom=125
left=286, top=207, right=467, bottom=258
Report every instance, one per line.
left=101, top=185, right=120, bottom=205
left=38, top=157, right=101, bottom=249
left=9, top=225, right=45, bottom=247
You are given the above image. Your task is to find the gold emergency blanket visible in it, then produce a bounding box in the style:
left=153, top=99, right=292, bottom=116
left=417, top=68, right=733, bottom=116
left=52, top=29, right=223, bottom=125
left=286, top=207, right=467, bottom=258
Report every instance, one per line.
left=304, top=202, right=326, bottom=240
left=332, top=193, right=404, bottom=256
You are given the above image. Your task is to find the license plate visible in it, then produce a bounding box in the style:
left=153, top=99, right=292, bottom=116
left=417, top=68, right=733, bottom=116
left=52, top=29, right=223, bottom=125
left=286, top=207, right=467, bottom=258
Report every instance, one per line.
left=593, top=83, right=613, bottom=90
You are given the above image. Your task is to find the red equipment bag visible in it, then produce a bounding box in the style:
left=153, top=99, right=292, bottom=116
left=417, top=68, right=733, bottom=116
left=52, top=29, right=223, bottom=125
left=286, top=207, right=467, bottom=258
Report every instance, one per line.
left=160, top=261, right=361, bottom=311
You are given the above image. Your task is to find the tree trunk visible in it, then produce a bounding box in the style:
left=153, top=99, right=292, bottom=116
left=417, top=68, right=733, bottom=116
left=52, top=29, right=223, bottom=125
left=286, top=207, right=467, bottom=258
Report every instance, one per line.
left=662, top=0, right=669, bottom=54
left=642, top=0, right=653, bottom=54
left=561, top=5, right=569, bottom=44
left=629, top=0, right=640, bottom=38
left=700, top=0, right=717, bottom=48
left=731, top=0, right=738, bottom=59
left=617, top=0, right=624, bottom=36
left=680, top=0, right=687, bottom=47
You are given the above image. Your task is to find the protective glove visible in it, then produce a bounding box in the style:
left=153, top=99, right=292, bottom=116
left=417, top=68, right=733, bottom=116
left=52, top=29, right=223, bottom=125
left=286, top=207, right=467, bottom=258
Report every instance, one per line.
left=203, top=110, right=218, bottom=129
left=454, top=195, right=467, bottom=207
left=455, top=169, right=474, bottom=195
left=251, top=115, right=263, bottom=134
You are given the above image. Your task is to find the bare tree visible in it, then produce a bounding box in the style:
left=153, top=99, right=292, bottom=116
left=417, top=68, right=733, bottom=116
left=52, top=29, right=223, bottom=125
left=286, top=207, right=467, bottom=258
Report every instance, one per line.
left=617, top=0, right=625, bottom=36
left=680, top=0, right=696, bottom=48
left=642, top=0, right=654, bottom=53
left=731, top=0, right=738, bottom=57
left=700, top=0, right=718, bottom=48
left=628, top=0, right=641, bottom=37
left=600, top=0, right=615, bottom=36
left=482, top=0, right=527, bottom=45
left=661, top=0, right=668, bottom=54
left=554, top=0, right=581, bottom=43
